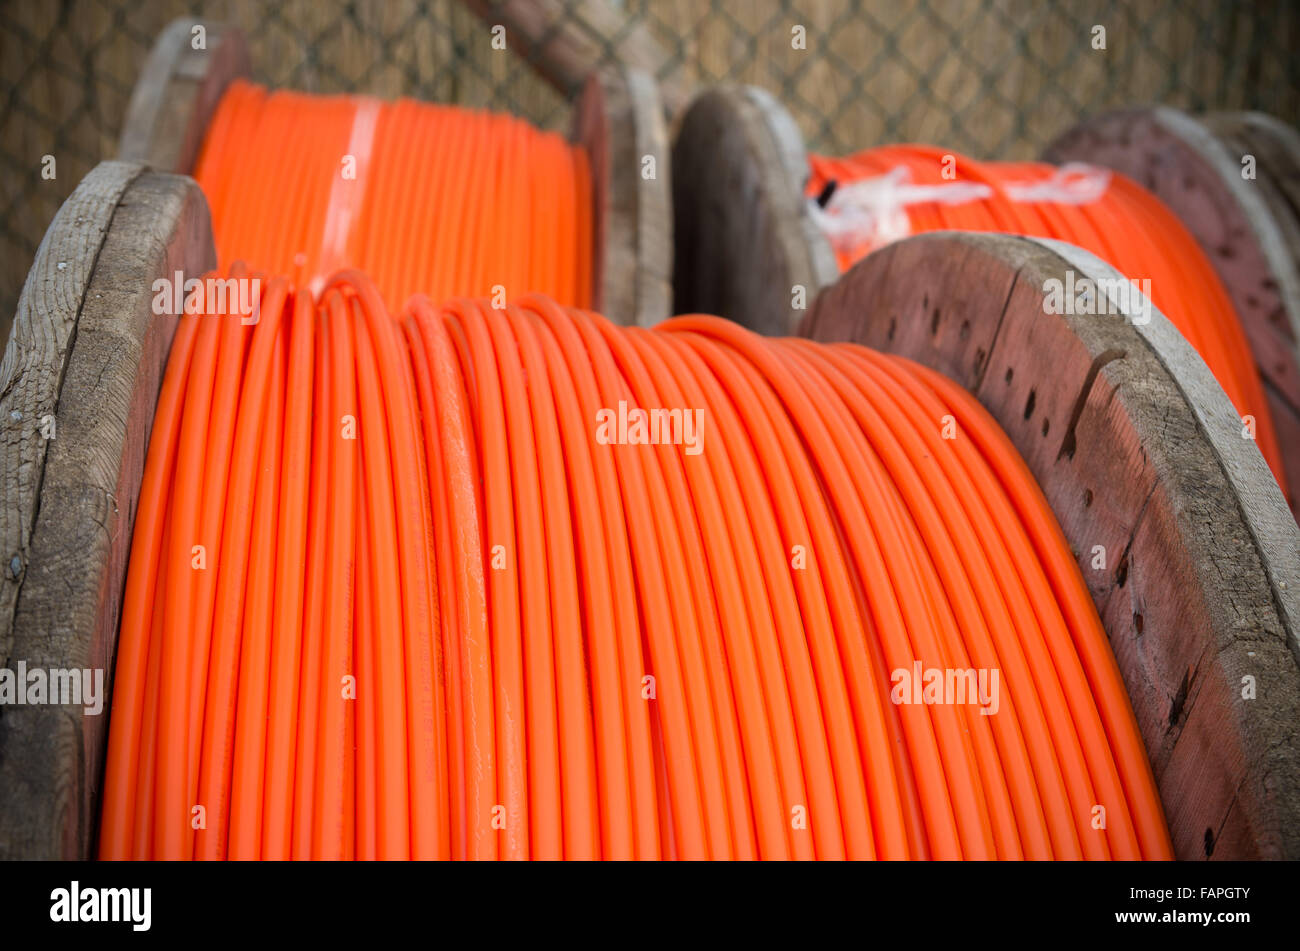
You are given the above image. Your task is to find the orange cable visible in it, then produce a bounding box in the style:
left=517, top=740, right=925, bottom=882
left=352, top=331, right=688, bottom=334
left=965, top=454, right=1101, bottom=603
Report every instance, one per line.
left=97, top=86, right=1174, bottom=861
left=193, top=80, right=592, bottom=314
left=99, top=276, right=1171, bottom=860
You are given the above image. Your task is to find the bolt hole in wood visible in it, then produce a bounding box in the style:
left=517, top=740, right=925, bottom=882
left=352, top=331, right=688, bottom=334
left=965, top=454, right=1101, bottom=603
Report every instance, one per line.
left=1083, top=488, right=1093, bottom=507
left=1004, top=367, right=1013, bottom=384
left=1041, top=417, right=1050, bottom=437
left=1168, top=669, right=1192, bottom=728
left=1024, top=388, right=1037, bottom=419
left=930, top=307, right=940, bottom=334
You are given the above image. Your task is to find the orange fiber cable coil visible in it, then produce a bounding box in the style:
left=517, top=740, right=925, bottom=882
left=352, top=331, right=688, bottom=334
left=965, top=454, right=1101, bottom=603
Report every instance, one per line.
left=97, top=88, right=1172, bottom=860
left=193, top=80, right=593, bottom=313
left=97, top=272, right=1172, bottom=860
left=806, top=145, right=1285, bottom=492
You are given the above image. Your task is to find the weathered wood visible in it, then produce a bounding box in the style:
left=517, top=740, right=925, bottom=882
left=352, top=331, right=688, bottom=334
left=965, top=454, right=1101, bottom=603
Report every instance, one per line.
left=573, top=65, right=673, bottom=327
left=1, top=162, right=144, bottom=676
left=118, top=17, right=251, bottom=174
left=1220, top=113, right=1300, bottom=224
left=672, top=85, right=837, bottom=336
left=804, top=231, right=1300, bottom=860
left=1046, top=107, right=1300, bottom=517
left=460, top=0, right=688, bottom=116
left=1199, top=112, right=1300, bottom=354
left=0, top=166, right=215, bottom=859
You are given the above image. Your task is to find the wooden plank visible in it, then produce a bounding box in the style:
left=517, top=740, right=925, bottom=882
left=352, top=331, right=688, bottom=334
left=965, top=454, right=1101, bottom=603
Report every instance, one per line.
left=573, top=65, right=672, bottom=327
left=0, top=161, right=144, bottom=673
left=804, top=231, right=1300, bottom=859
left=460, top=0, right=688, bottom=116
left=1200, top=111, right=1300, bottom=362
left=672, top=85, right=837, bottom=336
left=0, top=167, right=215, bottom=859
left=1046, top=107, right=1300, bottom=516
left=118, top=17, right=251, bottom=174
left=1201, top=113, right=1300, bottom=519
left=1232, top=113, right=1300, bottom=220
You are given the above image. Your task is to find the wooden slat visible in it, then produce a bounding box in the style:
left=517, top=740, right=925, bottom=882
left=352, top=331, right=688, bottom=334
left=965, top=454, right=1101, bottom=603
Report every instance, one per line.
left=118, top=17, right=251, bottom=174
left=460, top=0, right=688, bottom=115
left=672, top=85, right=837, bottom=336
left=0, top=161, right=145, bottom=670
left=1046, top=107, right=1300, bottom=517
left=573, top=65, right=672, bottom=327
left=0, top=167, right=215, bottom=859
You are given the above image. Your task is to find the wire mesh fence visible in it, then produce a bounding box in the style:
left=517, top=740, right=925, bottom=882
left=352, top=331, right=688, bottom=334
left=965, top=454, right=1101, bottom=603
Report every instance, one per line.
left=3, top=0, right=1298, bottom=332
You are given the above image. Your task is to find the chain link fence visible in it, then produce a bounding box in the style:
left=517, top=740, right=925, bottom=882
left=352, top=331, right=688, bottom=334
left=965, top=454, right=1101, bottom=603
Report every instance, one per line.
left=3, top=0, right=1298, bottom=333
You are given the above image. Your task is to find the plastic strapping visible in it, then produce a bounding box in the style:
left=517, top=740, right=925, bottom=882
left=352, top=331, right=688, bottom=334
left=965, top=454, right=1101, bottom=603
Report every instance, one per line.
left=1001, top=162, right=1112, bottom=204
left=808, top=165, right=993, bottom=256
left=311, top=96, right=382, bottom=296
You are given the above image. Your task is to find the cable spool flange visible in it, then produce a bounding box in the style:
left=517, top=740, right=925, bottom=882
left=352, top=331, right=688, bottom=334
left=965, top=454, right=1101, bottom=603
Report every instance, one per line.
left=0, top=164, right=214, bottom=859
left=1046, top=106, right=1300, bottom=516
left=802, top=230, right=1300, bottom=860
left=672, top=84, right=836, bottom=336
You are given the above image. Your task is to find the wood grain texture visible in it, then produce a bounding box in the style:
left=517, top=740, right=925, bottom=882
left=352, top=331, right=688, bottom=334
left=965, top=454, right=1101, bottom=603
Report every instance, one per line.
left=461, top=0, right=688, bottom=116
left=118, top=16, right=251, bottom=174
left=1046, top=107, right=1300, bottom=517
left=0, top=161, right=144, bottom=675
left=573, top=65, right=673, bottom=327
left=803, top=231, right=1300, bottom=859
left=672, top=85, right=837, bottom=336
left=0, top=167, right=214, bottom=859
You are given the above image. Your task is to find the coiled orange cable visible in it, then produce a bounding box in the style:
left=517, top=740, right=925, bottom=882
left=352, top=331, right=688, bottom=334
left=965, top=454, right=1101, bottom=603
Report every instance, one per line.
left=193, top=80, right=591, bottom=312
left=98, top=273, right=1172, bottom=860
left=97, top=89, right=1173, bottom=860
left=807, top=145, right=1285, bottom=492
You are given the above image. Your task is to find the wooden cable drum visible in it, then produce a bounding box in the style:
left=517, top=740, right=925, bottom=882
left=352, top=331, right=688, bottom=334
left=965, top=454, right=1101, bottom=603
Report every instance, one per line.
left=672, top=86, right=1300, bottom=859
left=1046, top=107, right=1300, bottom=517
left=118, top=16, right=672, bottom=327
left=0, top=14, right=672, bottom=860
left=6, top=169, right=1182, bottom=862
